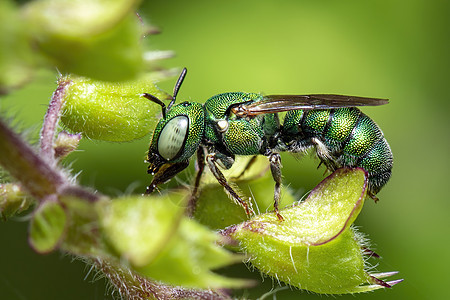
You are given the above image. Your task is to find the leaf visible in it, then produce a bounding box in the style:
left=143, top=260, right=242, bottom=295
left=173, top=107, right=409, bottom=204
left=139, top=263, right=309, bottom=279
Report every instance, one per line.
left=29, top=200, right=67, bottom=253
left=229, top=168, right=401, bottom=294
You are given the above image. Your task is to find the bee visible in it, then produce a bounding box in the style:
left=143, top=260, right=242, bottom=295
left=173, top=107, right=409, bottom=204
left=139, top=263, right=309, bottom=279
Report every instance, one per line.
left=143, top=68, right=393, bottom=220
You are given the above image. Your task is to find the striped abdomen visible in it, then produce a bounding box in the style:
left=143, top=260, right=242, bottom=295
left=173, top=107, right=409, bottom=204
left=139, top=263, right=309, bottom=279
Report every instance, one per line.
left=281, top=107, right=393, bottom=195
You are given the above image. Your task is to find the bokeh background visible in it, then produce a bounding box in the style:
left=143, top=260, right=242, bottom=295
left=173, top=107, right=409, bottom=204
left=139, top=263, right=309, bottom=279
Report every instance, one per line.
left=1, top=0, right=449, bottom=299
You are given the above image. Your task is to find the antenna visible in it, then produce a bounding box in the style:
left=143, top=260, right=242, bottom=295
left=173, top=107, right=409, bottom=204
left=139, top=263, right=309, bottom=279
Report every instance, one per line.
left=167, top=68, right=187, bottom=110
left=142, top=93, right=167, bottom=119
left=142, top=68, right=187, bottom=119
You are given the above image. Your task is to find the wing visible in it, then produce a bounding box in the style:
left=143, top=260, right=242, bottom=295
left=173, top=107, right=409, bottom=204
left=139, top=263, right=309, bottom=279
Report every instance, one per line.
left=232, top=94, right=389, bottom=117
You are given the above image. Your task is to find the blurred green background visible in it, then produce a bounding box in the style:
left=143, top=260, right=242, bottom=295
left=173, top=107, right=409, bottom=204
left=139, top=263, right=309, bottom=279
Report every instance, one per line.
left=1, top=0, right=449, bottom=299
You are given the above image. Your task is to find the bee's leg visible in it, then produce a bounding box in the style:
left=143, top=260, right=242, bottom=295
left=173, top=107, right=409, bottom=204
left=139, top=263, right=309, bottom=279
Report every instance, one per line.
left=192, top=147, right=206, bottom=197
left=186, top=148, right=206, bottom=216
left=206, top=153, right=253, bottom=216
left=231, top=155, right=257, bottom=180
left=145, top=161, right=189, bottom=194
left=367, top=191, right=379, bottom=203
left=268, top=152, right=284, bottom=221
left=312, top=137, right=337, bottom=174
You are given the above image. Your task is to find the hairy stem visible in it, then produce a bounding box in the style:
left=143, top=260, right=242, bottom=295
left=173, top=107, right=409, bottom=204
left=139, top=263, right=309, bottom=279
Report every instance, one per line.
left=0, top=117, right=99, bottom=203
left=95, top=259, right=230, bottom=300
left=0, top=118, right=66, bottom=200
left=40, top=78, right=71, bottom=161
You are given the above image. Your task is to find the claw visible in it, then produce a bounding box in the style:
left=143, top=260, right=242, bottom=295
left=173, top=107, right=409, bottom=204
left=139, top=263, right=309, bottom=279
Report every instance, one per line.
left=276, top=212, right=284, bottom=221
left=144, top=184, right=157, bottom=195
left=368, top=191, right=379, bottom=203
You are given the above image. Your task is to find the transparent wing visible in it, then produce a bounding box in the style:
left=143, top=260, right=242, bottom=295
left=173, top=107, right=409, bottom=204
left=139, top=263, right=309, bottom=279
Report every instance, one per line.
left=234, top=94, right=388, bottom=116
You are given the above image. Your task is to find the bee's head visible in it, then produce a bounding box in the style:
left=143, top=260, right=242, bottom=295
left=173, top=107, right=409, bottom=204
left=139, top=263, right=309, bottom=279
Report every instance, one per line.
left=147, top=101, right=205, bottom=174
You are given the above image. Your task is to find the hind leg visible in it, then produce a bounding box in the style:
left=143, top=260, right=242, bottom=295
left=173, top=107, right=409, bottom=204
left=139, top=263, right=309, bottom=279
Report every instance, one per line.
left=312, top=137, right=338, bottom=172
left=268, top=152, right=284, bottom=221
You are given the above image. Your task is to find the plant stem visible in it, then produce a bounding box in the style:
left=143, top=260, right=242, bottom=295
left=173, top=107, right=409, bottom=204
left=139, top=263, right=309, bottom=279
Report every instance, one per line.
left=0, top=118, right=65, bottom=200
left=0, top=117, right=99, bottom=203
left=40, top=78, right=71, bottom=161
left=95, top=258, right=230, bottom=300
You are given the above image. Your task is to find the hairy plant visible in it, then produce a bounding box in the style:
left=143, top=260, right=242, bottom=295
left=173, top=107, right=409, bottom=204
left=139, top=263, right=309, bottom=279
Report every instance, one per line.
left=0, top=0, right=402, bottom=299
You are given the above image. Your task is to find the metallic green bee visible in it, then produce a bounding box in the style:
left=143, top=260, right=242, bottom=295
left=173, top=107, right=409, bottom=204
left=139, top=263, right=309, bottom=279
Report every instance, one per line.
left=144, top=68, right=393, bottom=220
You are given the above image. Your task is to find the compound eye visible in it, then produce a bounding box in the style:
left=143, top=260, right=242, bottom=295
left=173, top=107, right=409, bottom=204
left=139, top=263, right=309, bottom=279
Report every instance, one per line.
left=158, top=116, right=189, bottom=160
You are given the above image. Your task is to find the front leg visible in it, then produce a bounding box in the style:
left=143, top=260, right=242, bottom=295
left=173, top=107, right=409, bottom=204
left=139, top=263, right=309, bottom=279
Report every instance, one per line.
left=186, top=147, right=206, bottom=216
left=206, top=152, right=253, bottom=217
left=145, top=161, right=189, bottom=194
left=269, top=152, right=284, bottom=221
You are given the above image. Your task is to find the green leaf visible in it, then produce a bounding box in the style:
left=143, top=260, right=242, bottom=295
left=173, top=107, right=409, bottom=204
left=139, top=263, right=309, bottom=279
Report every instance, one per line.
left=0, top=0, right=34, bottom=94
left=99, top=194, right=249, bottom=289
left=59, top=73, right=170, bottom=141
left=229, top=168, right=399, bottom=294
left=22, top=0, right=144, bottom=81
left=29, top=200, right=67, bottom=253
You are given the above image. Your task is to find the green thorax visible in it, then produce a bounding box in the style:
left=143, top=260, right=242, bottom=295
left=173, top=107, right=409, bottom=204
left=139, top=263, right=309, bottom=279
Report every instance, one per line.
left=204, top=92, right=262, bottom=119
left=203, top=92, right=275, bottom=155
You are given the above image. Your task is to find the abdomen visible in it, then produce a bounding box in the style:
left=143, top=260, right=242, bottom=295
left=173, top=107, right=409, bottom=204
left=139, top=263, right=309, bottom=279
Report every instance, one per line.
left=282, top=107, right=393, bottom=194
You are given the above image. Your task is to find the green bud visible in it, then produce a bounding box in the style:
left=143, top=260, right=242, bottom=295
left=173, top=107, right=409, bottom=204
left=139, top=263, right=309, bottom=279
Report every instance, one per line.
left=53, top=131, right=81, bottom=159
left=22, top=0, right=144, bottom=81
left=0, top=0, right=34, bottom=94
left=29, top=200, right=67, bottom=253
left=0, top=183, right=34, bottom=219
left=135, top=217, right=250, bottom=289
left=59, top=74, right=170, bottom=141
left=228, top=168, right=402, bottom=294
left=99, top=194, right=185, bottom=267
left=59, top=195, right=104, bottom=256
left=99, top=194, right=249, bottom=289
